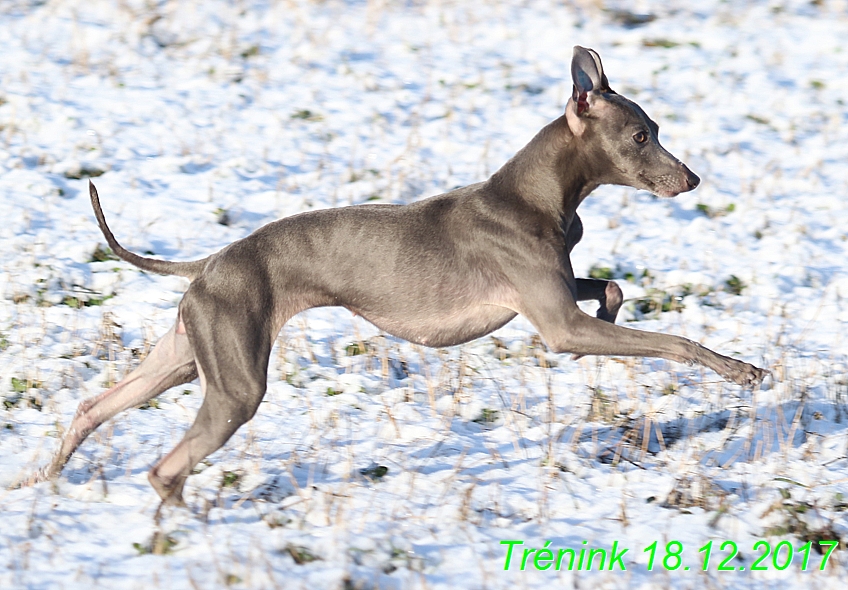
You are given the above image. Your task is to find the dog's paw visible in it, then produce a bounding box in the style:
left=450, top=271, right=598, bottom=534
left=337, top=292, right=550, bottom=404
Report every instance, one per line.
left=720, top=360, right=768, bottom=387
left=11, top=466, right=51, bottom=490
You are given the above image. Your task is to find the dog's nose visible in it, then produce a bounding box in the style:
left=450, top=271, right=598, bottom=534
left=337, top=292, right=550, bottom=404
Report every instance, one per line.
left=683, top=167, right=700, bottom=191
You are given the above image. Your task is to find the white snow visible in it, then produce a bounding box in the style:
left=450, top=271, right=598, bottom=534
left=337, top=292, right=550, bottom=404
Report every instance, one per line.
left=1, top=0, right=847, bottom=588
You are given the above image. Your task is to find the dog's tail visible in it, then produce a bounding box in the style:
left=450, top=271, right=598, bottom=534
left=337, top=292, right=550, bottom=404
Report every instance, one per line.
left=89, top=181, right=208, bottom=280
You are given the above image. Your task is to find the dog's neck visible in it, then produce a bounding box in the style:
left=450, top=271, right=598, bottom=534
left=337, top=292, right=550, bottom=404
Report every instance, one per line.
left=487, top=115, right=600, bottom=223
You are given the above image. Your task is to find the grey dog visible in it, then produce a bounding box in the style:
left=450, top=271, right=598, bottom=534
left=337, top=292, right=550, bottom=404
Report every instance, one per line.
left=26, top=46, right=765, bottom=504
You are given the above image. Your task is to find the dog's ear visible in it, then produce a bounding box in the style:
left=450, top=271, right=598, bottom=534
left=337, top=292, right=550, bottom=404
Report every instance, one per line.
left=570, top=46, right=609, bottom=116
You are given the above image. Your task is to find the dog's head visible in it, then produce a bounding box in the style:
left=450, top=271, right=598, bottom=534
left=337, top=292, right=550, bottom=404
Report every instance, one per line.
left=565, top=46, right=699, bottom=198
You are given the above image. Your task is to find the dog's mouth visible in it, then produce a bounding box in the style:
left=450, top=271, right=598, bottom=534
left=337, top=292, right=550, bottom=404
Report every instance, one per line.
left=653, top=186, right=683, bottom=198
left=638, top=172, right=698, bottom=198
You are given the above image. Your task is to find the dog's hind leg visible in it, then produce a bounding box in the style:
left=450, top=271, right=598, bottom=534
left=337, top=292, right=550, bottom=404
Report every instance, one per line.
left=146, top=284, right=274, bottom=505
left=23, top=320, right=197, bottom=486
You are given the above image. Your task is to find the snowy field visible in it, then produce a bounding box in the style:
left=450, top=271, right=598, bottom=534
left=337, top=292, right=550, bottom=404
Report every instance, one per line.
left=1, top=0, right=848, bottom=588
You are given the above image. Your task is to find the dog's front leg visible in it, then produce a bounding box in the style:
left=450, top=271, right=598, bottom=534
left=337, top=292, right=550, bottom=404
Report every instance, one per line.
left=564, top=214, right=623, bottom=324
left=517, top=277, right=765, bottom=386
left=571, top=278, right=623, bottom=361
left=575, top=278, right=623, bottom=324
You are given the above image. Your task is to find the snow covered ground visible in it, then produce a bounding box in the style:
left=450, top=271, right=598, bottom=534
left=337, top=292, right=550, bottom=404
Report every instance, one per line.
left=1, top=0, right=847, bottom=587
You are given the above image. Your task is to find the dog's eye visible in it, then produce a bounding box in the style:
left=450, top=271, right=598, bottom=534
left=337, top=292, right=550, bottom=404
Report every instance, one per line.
left=633, top=131, right=648, bottom=144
